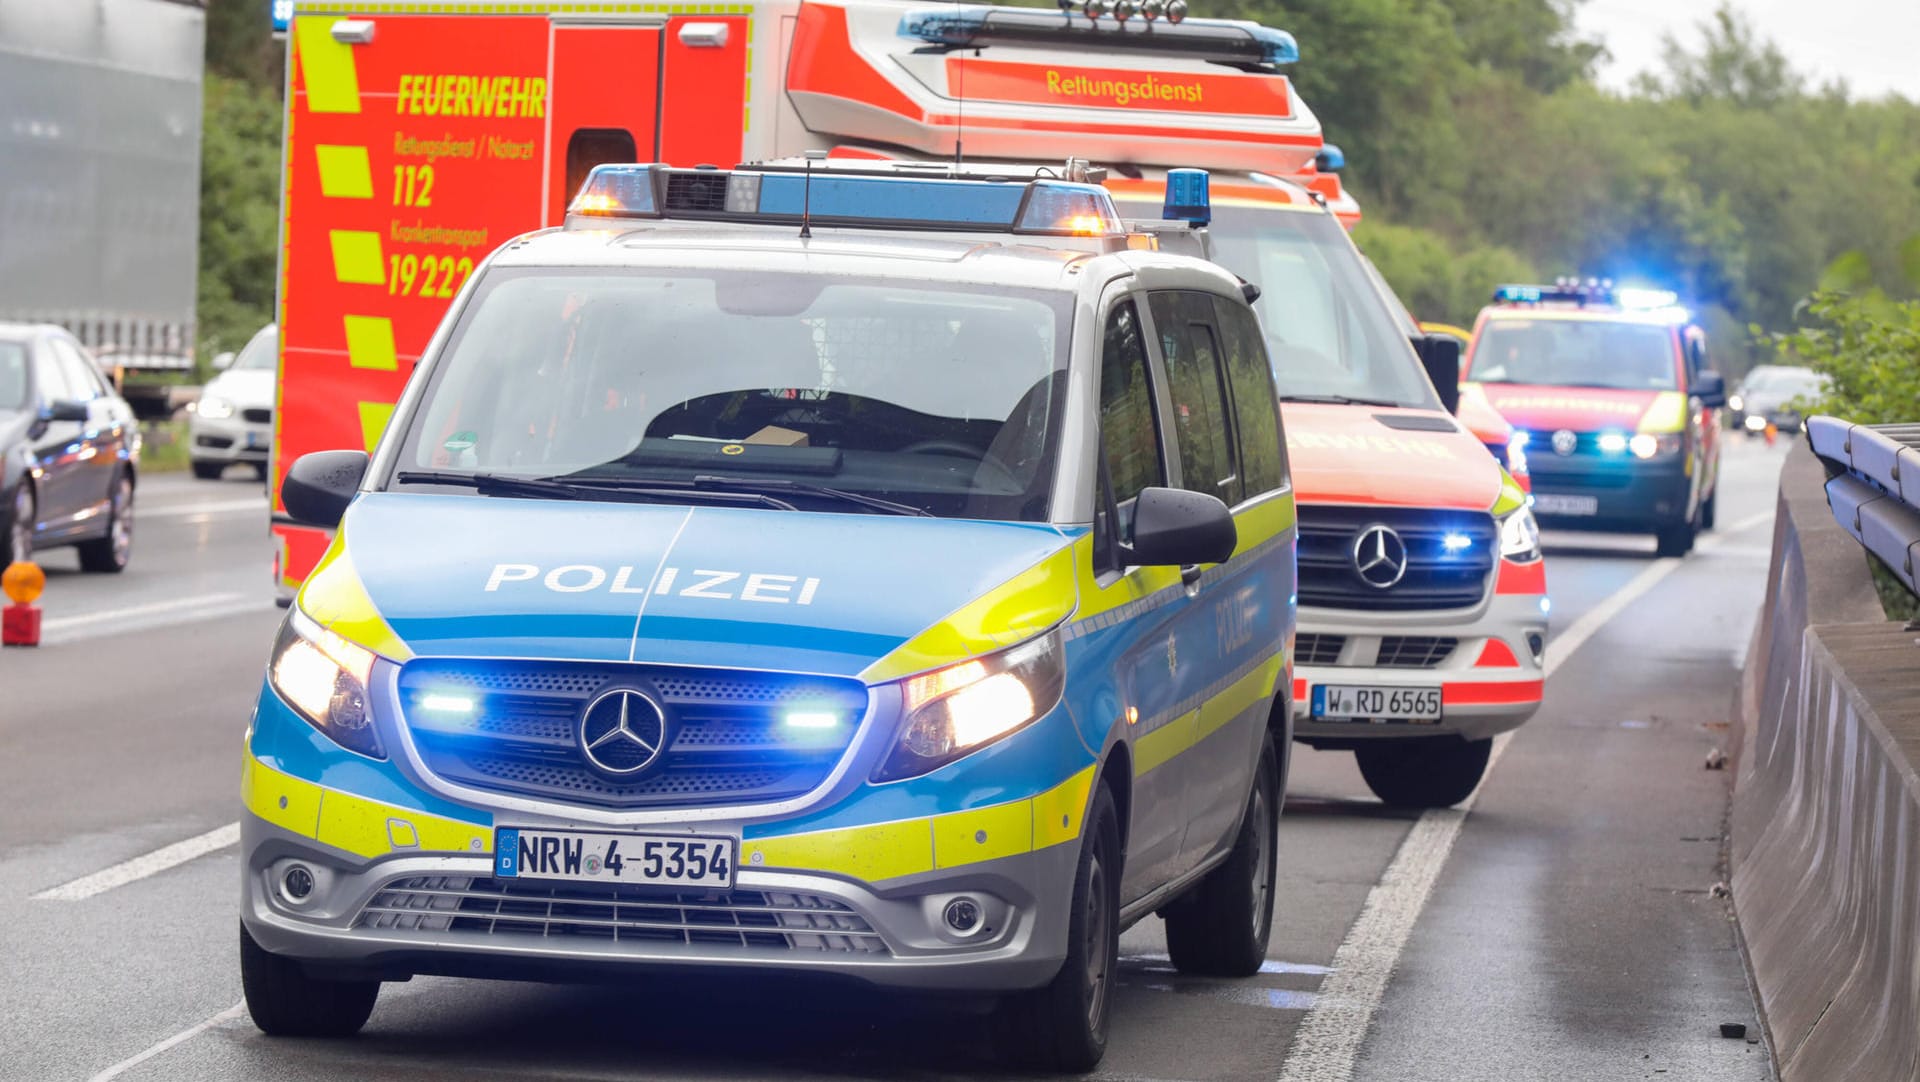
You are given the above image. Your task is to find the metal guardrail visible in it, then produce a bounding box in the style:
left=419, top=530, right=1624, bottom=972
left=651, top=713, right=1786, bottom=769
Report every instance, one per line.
left=1806, top=415, right=1920, bottom=593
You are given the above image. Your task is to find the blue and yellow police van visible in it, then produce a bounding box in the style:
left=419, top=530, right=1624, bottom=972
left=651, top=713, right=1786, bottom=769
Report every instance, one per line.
left=239, top=162, right=1297, bottom=1070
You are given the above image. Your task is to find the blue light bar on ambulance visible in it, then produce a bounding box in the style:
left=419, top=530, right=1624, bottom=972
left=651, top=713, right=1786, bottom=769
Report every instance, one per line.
left=568, top=163, right=1127, bottom=236
left=1315, top=143, right=1345, bottom=172
left=898, top=6, right=1299, bottom=66
left=1163, top=168, right=1211, bottom=226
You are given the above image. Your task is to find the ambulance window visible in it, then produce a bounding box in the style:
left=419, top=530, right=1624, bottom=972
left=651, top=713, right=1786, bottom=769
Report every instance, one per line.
left=566, top=129, right=639, bottom=207
left=1215, top=298, right=1285, bottom=497
left=1097, top=299, right=1163, bottom=550
left=1151, top=292, right=1239, bottom=504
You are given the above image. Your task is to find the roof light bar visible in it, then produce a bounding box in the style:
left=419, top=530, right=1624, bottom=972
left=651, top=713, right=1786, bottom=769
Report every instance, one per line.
left=1314, top=143, right=1345, bottom=173
left=567, top=163, right=1128, bottom=237
left=1491, top=279, right=1691, bottom=320
left=898, top=5, right=1298, bottom=66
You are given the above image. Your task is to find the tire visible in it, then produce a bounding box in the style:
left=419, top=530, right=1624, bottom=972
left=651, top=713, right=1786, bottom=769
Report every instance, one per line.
left=1654, top=518, right=1695, bottom=558
left=993, top=784, right=1121, bottom=1073
left=1166, top=734, right=1280, bottom=977
left=76, top=472, right=133, bottom=573
left=4, top=483, right=31, bottom=566
left=1700, top=490, right=1717, bottom=531
left=240, top=923, right=379, bottom=1038
left=192, top=460, right=226, bottom=480
left=1356, top=737, right=1493, bottom=809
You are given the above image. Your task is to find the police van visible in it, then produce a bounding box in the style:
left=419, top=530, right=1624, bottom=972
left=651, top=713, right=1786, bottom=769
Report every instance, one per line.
left=240, top=164, right=1297, bottom=1071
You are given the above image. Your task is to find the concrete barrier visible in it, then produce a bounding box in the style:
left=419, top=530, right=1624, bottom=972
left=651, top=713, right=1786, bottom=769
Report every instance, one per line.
left=1734, top=438, right=1917, bottom=1080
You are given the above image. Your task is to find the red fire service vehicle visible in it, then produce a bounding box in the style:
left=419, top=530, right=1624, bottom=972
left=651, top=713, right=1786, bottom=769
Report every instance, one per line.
left=274, top=0, right=1544, bottom=807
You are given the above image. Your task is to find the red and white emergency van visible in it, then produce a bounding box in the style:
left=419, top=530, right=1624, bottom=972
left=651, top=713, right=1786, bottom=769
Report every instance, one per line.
left=275, top=0, right=1545, bottom=806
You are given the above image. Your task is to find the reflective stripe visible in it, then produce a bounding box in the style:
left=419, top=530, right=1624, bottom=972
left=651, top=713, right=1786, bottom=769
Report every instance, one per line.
left=1495, top=557, right=1547, bottom=595
left=744, top=766, right=1097, bottom=882
left=1491, top=473, right=1528, bottom=517
left=343, top=315, right=398, bottom=371
left=294, top=16, right=361, bottom=114
left=298, top=532, right=414, bottom=661
left=314, top=145, right=374, bottom=199
left=1134, top=651, right=1283, bottom=776
left=1442, top=678, right=1543, bottom=706
left=328, top=230, right=385, bottom=285
left=242, top=756, right=490, bottom=859
left=859, top=546, right=1078, bottom=685
left=1638, top=391, right=1689, bottom=434
left=357, top=400, right=396, bottom=453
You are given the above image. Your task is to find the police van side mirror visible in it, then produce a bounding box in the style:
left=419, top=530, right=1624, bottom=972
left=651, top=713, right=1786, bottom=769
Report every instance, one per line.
left=283, top=450, right=369, bottom=528
left=1127, top=487, right=1238, bottom=574
left=1692, top=370, right=1728, bottom=409
left=1414, top=334, right=1462, bottom=415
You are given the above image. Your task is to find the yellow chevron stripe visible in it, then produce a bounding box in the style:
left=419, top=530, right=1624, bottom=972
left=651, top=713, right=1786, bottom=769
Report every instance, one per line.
left=294, top=17, right=362, bottom=114
left=357, top=401, right=396, bottom=453
left=343, top=315, right=398, bottom=371
left=859, top=545, right=1078, bottom=685
left=330, top=230, right=384, bottom=285
left=298, top=530, right=413, bottom=660
left=315, top=144, right=374, bottom=199
left=244, top=757, right=488, bottom=858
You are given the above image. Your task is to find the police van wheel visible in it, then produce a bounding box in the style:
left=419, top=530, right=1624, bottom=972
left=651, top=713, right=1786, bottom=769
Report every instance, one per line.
left=1165, top=734, right=1279, bottom=977
left=1654, top=519, right=1695, bottom=558
left=240, top=924, right=378, bottom=1037
left=1355, top=737, right=1492, bottom=809
left=993, top=784, right=1120, bottom=1073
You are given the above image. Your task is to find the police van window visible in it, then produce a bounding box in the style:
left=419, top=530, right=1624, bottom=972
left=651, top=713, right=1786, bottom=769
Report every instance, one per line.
left=1097, top=298, right=1164, bottom=553
left=32, top=342, right=75, bottom=404
left=566, top=129, right=639, bottom=207
left=0, top=342, right=26, bottom=410
left=395, top=269, right=1072, bottom=522
left=1150, top=292, right=1239, bottom=504
left=1214, top=297, right=1284, bottom=496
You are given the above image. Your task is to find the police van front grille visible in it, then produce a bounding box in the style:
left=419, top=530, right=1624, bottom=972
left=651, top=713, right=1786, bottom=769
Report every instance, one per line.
left=358, top=875, right=888, bottom=954
left=1297, top=507, right=1497, bottom=612
left=396, top=660, right=868, bottom=810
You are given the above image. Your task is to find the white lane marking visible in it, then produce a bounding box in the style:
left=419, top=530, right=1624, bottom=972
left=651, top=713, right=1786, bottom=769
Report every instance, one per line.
left=34, top=822, right=240, bottom=901
left=141, top=498, right=266, bottom=519
left=87, top=1001, right=246, bottom=1082
left=1276, top=554, right=1690, bottom=1081
left=40, top=592, right=247, bottom=634
left=40, top=596, right=272, bottom=645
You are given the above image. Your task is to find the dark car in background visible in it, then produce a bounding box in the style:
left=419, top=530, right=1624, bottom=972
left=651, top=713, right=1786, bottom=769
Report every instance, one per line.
left=1, top=323, right=140, bottom=570
left=1730, top=365, right=1828, bottom=435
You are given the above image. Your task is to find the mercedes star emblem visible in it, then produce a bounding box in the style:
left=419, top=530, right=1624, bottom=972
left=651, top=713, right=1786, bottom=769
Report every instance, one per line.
left=1551, top=429, right=1578, bottom=456
left=578, top=687, right=669, bottom=776
left=1352, top=524, right=1410, bottom=589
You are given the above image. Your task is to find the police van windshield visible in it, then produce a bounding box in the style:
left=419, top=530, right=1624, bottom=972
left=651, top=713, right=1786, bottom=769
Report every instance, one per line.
left=1470, top=319, right=1678, bottom=391
left=391, top=269, right=1071, bottom=521
left=1118, top=202, right=1437, bottom=410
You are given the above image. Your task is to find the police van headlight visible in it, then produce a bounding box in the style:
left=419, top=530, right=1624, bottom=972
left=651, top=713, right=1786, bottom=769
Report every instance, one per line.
left=269, top=609, right=384, bottom=758
left=1499, top=507, right=1542, bottom=564
left=876, top=632, right=1066, bottom=782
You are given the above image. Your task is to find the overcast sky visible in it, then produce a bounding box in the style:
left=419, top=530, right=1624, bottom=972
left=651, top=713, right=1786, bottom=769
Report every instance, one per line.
left=1574, top=0, right=1920, bottom=101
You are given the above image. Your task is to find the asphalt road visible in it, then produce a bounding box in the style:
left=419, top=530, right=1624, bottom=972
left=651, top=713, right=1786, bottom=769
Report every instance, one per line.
left=0, top=439, right=1787, bottom=1082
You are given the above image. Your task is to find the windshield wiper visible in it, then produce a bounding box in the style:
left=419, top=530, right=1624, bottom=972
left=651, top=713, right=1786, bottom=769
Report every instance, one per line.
left=689, top=475, right=934, bottom=517
left=395, top=470, right=797, bottom=511
left=559, top=472, right=933, bottom=517
left=1280, top=393, right=1408, bottom=408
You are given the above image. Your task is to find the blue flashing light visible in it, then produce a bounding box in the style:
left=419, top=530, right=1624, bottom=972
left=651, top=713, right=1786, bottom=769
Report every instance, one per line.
left=897, top=7, right=1298, bottom=67
left=1510, top=430, right=1531, bottom=450
left=1616, top=287, right=1679, bottom=310
left=1315, top=143, right=1345, bottom=173
left=784, top=711, right=840, bottom=729
left=1596, top=431, right=1628, bottom=454
left=1493, top=284, right=1544, bottom=304
left=1540, top=596, right=1552, bottom=615
left=1442, top=532, right=1473, bottom=553
left=271, top=0, right=292, bottom=33
left=570, top=164, right=663, bottom=218
left=1164, top=168, right=1211, bottom=226
left=419, top=693, right=475, bottom=714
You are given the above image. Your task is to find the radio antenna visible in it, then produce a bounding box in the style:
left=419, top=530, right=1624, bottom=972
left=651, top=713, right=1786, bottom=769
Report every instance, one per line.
left=952, top=0, right=966, bottom=171
left=800, top=149, right=825, bottom=238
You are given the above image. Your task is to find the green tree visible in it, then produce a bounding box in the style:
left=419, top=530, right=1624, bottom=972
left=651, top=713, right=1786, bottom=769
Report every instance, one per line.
left=196, top=73, right=283, bottom=357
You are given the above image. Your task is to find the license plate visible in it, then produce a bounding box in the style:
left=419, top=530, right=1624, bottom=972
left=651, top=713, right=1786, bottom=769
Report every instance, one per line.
left=244, top=431, right=268, bottom=450
left=1532, top=493, right=1598, bottom=516
left=1312, top=684, right=1442, bottom=722
left=494, top=828, right=735, bottom=888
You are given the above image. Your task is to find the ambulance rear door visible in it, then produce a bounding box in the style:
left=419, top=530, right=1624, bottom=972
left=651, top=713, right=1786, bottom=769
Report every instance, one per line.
left=273, top=4, right=751, bottom=591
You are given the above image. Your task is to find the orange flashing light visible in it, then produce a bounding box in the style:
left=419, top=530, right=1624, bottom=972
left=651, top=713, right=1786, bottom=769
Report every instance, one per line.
left=2, top=561, right=44, bottom=604
left=1066, top=214, right=1109, bottom=236
left=572, top=193, right=621, bottom=215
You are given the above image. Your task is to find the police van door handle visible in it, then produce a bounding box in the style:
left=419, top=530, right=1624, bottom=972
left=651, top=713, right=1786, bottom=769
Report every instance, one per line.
left=330, top=19, right=375, bottom=44
left=677, top=21, right=729, bottom=47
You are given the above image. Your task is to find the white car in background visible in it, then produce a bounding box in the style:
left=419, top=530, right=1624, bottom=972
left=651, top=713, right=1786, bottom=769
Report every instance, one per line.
left=191, top=324, right=276, bottom=480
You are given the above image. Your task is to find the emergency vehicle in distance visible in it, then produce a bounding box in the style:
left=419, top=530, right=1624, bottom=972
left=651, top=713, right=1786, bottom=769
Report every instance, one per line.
left=243, top=165, right=1296, bottom=1072
left=275, top=0, right=1547, bottom=809
left=1464, top=281, right=1726, bottom=557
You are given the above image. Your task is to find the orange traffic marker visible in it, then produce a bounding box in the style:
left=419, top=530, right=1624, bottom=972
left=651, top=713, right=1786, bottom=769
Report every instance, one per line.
left=2, top=560, right=44, bottom=647
left=1764, top=421, right=1779, bottom=447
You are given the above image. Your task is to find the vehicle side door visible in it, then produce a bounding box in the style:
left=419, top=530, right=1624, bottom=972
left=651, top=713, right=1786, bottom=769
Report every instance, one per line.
left=26, top=338, right=86, bottom=538
left=49, top=335, right=125, bottom=513
left=1083, top=293, right=1190, bottom=905
left=1149, top=291, right=1287, bottom=867
left=1682, top=328, right=1719, bottom=503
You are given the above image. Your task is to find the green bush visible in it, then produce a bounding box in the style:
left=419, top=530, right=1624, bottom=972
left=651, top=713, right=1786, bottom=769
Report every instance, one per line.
left=1777, top=291, right=1920, bottom=425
